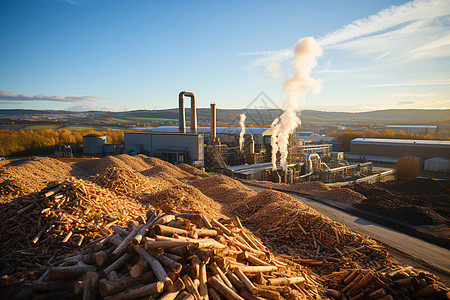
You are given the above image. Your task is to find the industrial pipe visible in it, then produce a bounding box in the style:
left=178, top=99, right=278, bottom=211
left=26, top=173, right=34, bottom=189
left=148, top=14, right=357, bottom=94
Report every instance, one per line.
left=178, top=92, right=197, bottom=133
left=210, top=103, right=216, bottom=142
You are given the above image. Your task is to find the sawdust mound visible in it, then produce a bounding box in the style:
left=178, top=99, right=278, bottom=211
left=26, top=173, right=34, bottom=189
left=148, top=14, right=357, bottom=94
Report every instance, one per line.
left=0, top=157, right=72, bottom=202
left=178, top=163, right=208, bottom=177
left=140, top=164, right=191, bottom=180
left=234, top=189, right=307, bottom=217
left=189, top=174, right=257, bottom=204
left=142, top=184, right=224, bottom=219
left=314, top=188, right=366, bottom=204
left=291, top=181, right=331, bottom=192
left=71, top=156, right=133, bottom=178
left=93, top=166, right=159, bottom=198
left=113, top=154, right=154, bottom=172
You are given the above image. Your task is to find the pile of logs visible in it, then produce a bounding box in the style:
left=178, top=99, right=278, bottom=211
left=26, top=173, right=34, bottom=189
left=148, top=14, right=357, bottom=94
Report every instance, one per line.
left=30, top=211, right=323, bottom=299
left=323, top=266, right=450, bottom=300
left=0, top=178, right=147, bottom=275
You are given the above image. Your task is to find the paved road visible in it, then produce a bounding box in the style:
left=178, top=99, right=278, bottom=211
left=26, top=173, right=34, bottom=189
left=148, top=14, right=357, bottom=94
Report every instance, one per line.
left=245, top=185, right=450, bottom=276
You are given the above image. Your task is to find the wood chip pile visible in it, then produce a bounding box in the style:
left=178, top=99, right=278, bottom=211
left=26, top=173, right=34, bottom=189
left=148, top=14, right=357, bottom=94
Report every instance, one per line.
left=0, top=177, right=147, bottom=275
left=0, top=157, right=73, bottom=202
left=142, top=185, right=225, bottom=220
left=241, top=180, right=367, bottom=204
left=92, top=167, right=159, bottom=198
left=322, top=266, right=450, bottom=300
left=29, top=212, right=324, bottom=300
left=235, top=190, right=390, bottom=272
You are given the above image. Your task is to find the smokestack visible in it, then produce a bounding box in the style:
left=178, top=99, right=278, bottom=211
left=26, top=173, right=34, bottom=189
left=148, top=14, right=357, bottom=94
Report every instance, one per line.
left=210, top=103, right=216, bottom=142
left=179, top=93, right=186, bottom=133
left=178, top=91, right=197, bottom=134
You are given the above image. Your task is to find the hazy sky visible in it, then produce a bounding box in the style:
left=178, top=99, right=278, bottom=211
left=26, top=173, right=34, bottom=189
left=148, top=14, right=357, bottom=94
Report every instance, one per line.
left=1, top=0, right=449, bottom=112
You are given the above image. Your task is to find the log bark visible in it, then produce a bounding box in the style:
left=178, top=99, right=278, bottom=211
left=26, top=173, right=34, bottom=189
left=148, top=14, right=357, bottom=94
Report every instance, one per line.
left=48, top=263, right=97, bottom=280
left=105, top=281, right=164, bottom=300
left=182, top=274, right=202, bottom=300
left=267, top=277, right=305, bottom=286
left=134, top=245, right=173, bottom=290
left=102, top=253, right=131, bottom=276
left=234, top=268, right=257, bottom=294
left=99, top=271, right=156, bottom=297
left=145, top=240, right=190, bottom=249
left=210, top=262, right=236, bottom=292
left=208, top=275, right=245, bottom=300
left=199, top=262, right=209, bottom=300
left=159, top=278, right=186, bottom=300
left=82, top=271, right=99, bottom=300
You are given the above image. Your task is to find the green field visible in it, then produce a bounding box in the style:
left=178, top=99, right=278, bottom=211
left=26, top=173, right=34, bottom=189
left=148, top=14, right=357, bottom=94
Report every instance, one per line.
left=61, top=125, right=96, bottom=131
left=21, top=124, right=60, bottom=130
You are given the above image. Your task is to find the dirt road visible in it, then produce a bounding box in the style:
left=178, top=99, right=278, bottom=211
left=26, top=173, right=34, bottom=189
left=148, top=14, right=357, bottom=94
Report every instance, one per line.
left=246, top=184, right=450, bottom=283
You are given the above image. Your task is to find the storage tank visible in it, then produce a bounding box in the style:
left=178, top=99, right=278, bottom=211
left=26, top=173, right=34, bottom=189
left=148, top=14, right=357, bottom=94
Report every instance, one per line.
left=424, top=157, right=449, bottom=173
left=83, top=134, right=107, bottom=155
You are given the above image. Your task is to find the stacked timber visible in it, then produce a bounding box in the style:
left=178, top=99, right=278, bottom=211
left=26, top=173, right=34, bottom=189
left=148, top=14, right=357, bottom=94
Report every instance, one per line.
left=30, top=211, right=323, bottom=299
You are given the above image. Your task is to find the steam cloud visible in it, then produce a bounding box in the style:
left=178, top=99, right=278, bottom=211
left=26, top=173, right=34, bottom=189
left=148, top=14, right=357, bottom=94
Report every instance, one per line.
left=271, top=37, right=323, bottom=171
left=239, top=113, right=246, bottom=151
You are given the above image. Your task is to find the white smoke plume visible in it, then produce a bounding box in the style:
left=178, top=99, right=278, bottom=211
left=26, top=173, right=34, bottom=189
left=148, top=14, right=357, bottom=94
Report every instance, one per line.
left=239, top=113, right=246, bottom=151
left=271, top=37, right=323, bottom=171
left=270, top=118, right=280, bottom=169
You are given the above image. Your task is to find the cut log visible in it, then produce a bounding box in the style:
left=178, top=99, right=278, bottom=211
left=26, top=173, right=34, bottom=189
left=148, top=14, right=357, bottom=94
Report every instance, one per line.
left=104, top=281, right=164, bottom=300
left=182, top=274, right=202, bottom=300
left=267, top=277, right=305, bottom=286
left=159, top=278, right=186, bottom=300
left=99, top=271, right=156, bottom=297
left=134, top=245, right=173, bottom=290
left=82, top=271, right=99, bottom=300
left=48, top=262, right=97, bottom=280
left=208, top=275, right=245, bottom=300
left=234, top=268, right=257, bottom=294
left=199, top=262, right=209, bottom=300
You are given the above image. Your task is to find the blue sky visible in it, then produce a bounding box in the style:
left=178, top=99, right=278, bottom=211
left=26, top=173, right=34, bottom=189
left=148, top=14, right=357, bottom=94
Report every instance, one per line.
left=0, top=0, right=449, bottom=112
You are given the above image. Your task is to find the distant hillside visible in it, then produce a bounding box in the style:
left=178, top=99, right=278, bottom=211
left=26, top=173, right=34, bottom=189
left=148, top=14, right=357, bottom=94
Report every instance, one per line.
left=0, top=108, right=448, bottom=130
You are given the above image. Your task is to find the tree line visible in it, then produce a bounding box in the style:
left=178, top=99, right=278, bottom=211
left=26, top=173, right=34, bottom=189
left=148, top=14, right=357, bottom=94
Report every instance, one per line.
left=0, top=129, right=124, bottom=157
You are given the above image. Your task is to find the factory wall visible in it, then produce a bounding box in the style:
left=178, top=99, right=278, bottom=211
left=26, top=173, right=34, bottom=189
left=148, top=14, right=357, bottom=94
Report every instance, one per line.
left=351, top=139, right=450, bottom=160
left=124, top=132, right=204, bottom=163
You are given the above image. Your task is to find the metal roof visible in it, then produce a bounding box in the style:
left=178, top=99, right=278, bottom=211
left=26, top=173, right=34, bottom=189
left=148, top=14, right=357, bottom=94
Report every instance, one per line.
left=298, top=136, right=336, bottom=143
left=352, top=138, right=450, bottom=147
left=143, top=126, right=270, bottom=134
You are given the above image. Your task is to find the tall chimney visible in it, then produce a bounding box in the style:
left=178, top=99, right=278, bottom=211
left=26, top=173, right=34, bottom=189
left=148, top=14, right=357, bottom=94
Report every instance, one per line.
left=179, top=93, right=186, bottom=133
left=178, top=91, right=197, bottom=133
left=190, top=96, right=197, bottom=134
left=210, top=103, right=216, bottom=142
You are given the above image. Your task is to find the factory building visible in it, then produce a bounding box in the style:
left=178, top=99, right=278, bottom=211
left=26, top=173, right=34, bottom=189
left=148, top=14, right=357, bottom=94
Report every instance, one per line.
left=351, top=138, right=450, bottom=161
left=124, top=92, right=205, bottom=168
left=124, top=131, right=204, bottom=167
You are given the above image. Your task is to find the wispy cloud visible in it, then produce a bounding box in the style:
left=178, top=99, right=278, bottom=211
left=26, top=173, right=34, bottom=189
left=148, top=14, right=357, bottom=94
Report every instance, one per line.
left=318, top=0, right=450, bottom=46
left=365, top=81, right=450, bottom=87
left=0, top=89, right=100, bottom=103
left=64, top=0, right=79, bottom=5
left=242, top=0, right=450, bottom=74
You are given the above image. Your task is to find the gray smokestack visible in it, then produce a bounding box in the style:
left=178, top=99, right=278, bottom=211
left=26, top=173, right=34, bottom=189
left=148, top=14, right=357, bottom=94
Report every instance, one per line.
left=178, top=91, right=197, bottom=133
left=210, top=103, right=216, bottom=142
